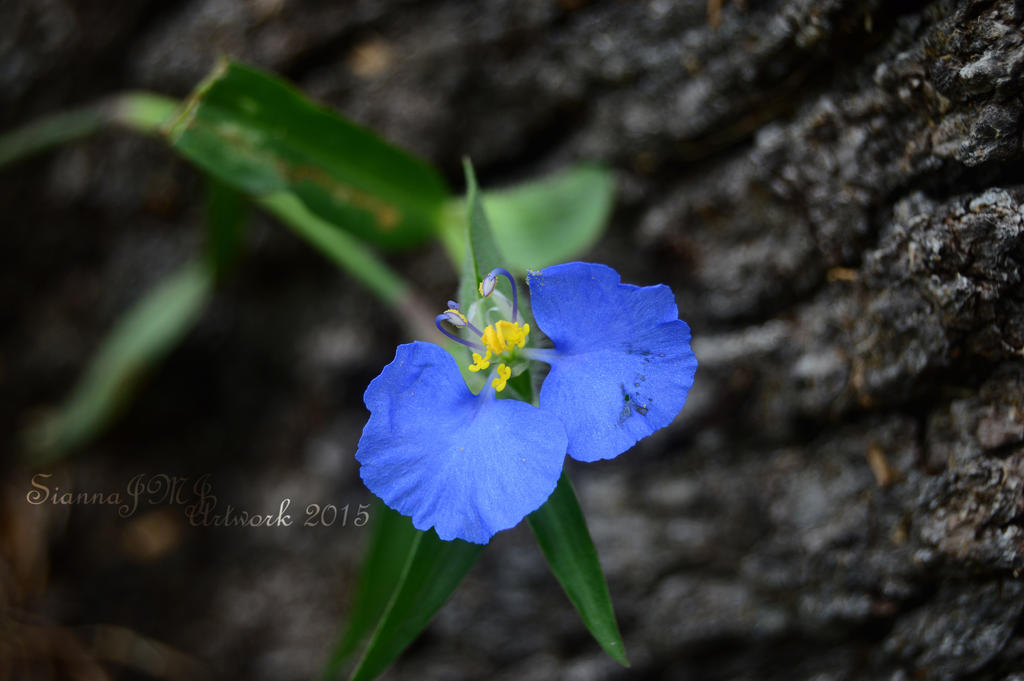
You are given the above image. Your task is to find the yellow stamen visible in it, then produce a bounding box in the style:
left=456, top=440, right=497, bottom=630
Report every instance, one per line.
left=492, top=364, right=512, bottom=392
left=468, top=350, right=491, bottom=372
left=507, top=322, right=529, bottom=349
left=481, top=320, right=530, bottom=355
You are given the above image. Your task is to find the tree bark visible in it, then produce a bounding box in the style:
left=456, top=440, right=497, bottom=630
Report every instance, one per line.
left=3, top=1, right=1023, bottom=679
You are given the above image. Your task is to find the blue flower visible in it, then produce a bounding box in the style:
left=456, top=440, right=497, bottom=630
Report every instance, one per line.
left=526, top=262, right=697, bottom=462
left=356, top=341, right=567, bottom=544
left=355, top=262, right=696, bottom=543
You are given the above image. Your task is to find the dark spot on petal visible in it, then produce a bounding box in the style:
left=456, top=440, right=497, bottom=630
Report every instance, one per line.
left=618, top=383, right=634, bottom=426
left=618, top=403, right=632, bottom=425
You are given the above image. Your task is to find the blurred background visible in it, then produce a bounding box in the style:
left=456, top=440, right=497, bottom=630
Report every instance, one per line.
left=3, top=0, right=1024, bottom=679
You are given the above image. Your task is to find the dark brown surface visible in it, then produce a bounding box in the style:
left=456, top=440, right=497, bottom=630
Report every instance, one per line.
left=3, top=1, right=1024, bottom=679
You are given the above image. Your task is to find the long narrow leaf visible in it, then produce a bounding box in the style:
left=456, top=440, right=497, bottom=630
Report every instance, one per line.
left=25, top=261, right=215, bottom=462
left=529, top=472, right=629, bottom=667
left=321, top=503, right=419, bottom=681
left=457, top=159, right=504, bottom=309
left=347, top=529, right=484, bottom=681
left=167, top=60, right=450, bottom=250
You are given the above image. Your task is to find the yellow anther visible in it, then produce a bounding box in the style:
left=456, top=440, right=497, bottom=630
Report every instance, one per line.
left=481, top=320, right=530, bottom=355
left=481, top=326, right=501, bottom=355
left=492, top=364, right=512, bottom=392
left=468, top=351, right=491, bottom=372
left=507, top=322, right=529, bottom=349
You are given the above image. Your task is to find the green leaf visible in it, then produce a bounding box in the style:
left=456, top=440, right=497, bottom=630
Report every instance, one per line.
left=166, top=59, right=450, bottom=250
left=347, top=525, right=484, bottom=681
left=204, top=175, right=248, bottom=277
left=457, top=158, right=505, bottom=309
left=24, top=261, right=215, bottom=462
left=442, top=164, right=615, bottom=273
left=529, top=472, right=630, bottom=667
left=321, top=503, right=419, bottom=681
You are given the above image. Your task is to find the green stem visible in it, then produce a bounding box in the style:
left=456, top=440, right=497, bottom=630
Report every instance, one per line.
left=110, top=92, right=181, bottom=136
left=0, top=92, right=179, bottom=168
left=257, top=191, right=437, bottom=341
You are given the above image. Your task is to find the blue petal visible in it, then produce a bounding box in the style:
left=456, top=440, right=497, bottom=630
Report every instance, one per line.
left=356, top=341, right=567, bottom=544
left=527, top=262, right=697, bottom=462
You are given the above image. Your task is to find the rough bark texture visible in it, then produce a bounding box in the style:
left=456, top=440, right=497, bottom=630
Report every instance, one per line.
left=3, top=1, right=1024, bottom=680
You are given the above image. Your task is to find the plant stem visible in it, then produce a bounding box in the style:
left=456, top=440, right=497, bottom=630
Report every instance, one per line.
left=0, top=92, right=179, bottom=168
left=257, top=191, right=438, bottom=341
